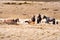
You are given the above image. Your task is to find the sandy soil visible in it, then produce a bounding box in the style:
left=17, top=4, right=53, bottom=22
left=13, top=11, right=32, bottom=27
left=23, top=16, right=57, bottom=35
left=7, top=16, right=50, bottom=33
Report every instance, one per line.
left=0, top=1, right=60, bottom=19
left=0, top=1, right=60, bottom=40
left=0, top=24, right=60, bottom=40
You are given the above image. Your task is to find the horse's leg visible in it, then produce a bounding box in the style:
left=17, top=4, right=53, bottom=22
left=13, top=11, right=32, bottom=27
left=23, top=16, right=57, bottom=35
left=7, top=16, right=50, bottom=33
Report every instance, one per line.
left=45, top=20, right=49, bottom=23
left=52, top=20, right=55, bottom=25
left=56, top=21, right=58, bottom=24
left=37, top=19, right=40, bottom=24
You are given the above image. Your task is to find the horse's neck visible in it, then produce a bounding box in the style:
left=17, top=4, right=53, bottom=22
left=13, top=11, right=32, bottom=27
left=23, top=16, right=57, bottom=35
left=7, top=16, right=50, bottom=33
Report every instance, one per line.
left=14, top=19, right=17, bottom=22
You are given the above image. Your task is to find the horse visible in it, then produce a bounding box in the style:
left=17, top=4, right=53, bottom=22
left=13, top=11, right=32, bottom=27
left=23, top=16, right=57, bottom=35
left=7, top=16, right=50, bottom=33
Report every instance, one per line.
left=31, top=15, right=35, bottom=22
left=25, top=14, right=42, bottom=24
left=37, top=14, right=42, bottom=24
left=43, top=15, right=56, bottom=24
left=3, top=18, right=19, bottom=25
left=24, top=16, right=35, bottom=25
left=25, top=20, right=35, bottom=25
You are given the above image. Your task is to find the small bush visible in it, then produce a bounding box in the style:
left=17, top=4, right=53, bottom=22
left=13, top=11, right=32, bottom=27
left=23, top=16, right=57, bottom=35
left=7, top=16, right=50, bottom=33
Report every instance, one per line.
left=53, top=9, right=58, bottom=11
left=18, top=3, right=22, bottom=5
left=11, top=2, right=16, bottom=5
left=3, top=2, right=10, bottom=4
left=0, top=12, right=3, bottom=14
left=42, top=8, right=49, bottom=10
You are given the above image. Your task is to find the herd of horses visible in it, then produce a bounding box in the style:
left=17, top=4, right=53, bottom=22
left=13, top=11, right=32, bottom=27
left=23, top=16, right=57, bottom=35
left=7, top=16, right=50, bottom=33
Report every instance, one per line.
left=0, top=14, right=59, bottom=25
left=27, top=14, right=58, bottom=25
left=24, top=14, right=58, bottom=25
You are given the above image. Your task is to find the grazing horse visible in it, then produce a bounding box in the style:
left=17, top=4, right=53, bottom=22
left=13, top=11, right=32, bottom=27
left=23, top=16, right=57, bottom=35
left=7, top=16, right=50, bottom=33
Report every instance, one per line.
left=4, top=18, right=19, bottom=25
left=25, top=20, right=31, bottom=24
left=24, top=15, right=36, bottom=25
left=25, top=19, right=35, bottom=25
left=43, top=15, right=56, bottom=24
left=37, top=14, right=42, bottom=24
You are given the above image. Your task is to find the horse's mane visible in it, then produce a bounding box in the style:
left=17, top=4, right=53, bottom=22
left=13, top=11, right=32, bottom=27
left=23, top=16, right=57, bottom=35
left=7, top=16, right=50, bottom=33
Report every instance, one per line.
left=13, top=18, right=19, bottom=22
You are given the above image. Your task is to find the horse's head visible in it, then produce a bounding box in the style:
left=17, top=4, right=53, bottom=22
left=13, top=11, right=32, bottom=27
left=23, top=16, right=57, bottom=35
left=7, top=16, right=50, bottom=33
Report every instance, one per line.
left=15, top=18, right=19, bottom=22
left=43, top=15, right=47, bottom=19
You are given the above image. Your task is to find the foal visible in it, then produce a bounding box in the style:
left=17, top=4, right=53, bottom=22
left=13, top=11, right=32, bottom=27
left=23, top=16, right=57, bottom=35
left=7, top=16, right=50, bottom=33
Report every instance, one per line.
left=43, top=15, right=56, bottom=24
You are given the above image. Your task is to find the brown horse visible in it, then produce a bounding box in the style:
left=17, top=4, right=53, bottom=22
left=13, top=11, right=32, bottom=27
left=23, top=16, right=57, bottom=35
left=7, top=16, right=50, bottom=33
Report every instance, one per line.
left=3, top=18, right=19, bottom=25
left=25, top=20, right=35, bottom=25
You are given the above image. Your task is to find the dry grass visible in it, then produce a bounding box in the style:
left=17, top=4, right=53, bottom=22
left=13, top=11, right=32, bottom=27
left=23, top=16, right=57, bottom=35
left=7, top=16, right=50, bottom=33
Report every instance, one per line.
left=0, top=1, right=60, bottom=40
left=0, top=24, right=60, bottom=40
left=0, top=1, right=60, bottom=19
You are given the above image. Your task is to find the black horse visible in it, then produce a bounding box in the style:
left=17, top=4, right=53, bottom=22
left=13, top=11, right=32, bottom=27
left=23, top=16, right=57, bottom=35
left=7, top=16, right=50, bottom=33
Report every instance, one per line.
left=43, top=15, right=56, bottom=24
left=31, top=15, right=35, bottom=22
left=13, top=18, right=19, bottom=22
left=37, top=14, right=42, bottom=24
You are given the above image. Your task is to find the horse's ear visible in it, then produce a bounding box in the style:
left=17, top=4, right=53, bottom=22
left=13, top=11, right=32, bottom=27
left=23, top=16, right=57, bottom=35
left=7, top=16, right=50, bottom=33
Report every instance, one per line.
left=43, top=15, right=46, bottom=19
left=44, top=15, right=46, bottom=17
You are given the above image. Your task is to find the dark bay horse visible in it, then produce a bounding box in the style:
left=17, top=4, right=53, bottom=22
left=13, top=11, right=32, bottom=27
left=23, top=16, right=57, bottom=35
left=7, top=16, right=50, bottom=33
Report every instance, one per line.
left=31, top=15, right=35, bottom=22
left=43, top=15, right=56, bottom=24
left=37, top=14, right=42, bottom=24
left=4, top=18, right=19, bottom=25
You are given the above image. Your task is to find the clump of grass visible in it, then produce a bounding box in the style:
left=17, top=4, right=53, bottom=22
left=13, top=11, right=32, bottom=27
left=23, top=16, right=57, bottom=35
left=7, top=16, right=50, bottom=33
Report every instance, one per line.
left=22, top=13, right=27, bottom=15
left=3, top=2, right=10, bottom=4
left=52, top=33, right=56, bottom=35
left=3, top=2, right=31, bottom=5
left=41, top=8, right=49, bottom=11
left=18, top=3, right=22, bottom=5
left=54, top=12, right=56, bottom=14
left=0, top=33, right=5, bottom=39
left=47, top=31, right=50, bottom=33
left=42, top=33, right=44, bottom=35
left=0, top=37, right=4, bottom=39
left=53, top=9, right=58, bottom=11
left=3, top=2, right=16, bottom=5
left=0, top=12, right=3, bottom=14
left=23, top=1, right=31, bottom=4
left=11, top=2, right=16, bottom=5
left=40, top=27, right=43, bottom=29
left=6, top=36, right=11, bottom=38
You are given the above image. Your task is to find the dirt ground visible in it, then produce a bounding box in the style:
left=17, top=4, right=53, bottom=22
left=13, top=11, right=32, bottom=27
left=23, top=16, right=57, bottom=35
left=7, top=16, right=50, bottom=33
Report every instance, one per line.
left=0, top=1, right=60, bottom=40
left=0, top=1, right=60, bottom=19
